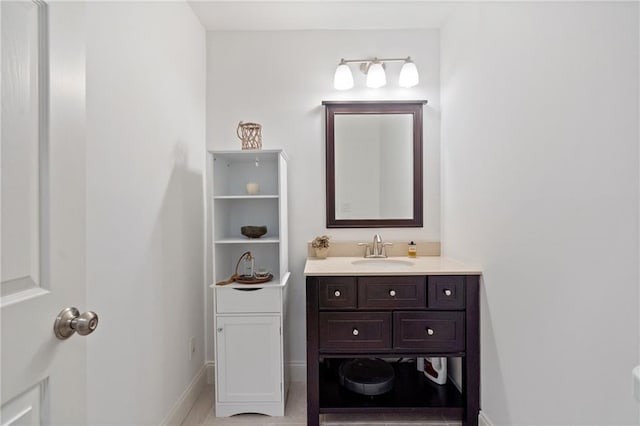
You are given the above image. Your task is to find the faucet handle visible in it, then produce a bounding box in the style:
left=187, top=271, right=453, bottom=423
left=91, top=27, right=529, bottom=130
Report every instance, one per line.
left=357, top=242, right=371, bottom=257
left=381, top=242, right=393, bottom=257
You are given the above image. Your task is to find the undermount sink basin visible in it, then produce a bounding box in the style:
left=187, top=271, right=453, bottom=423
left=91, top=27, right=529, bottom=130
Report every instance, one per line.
left=350, top=259, right=415, bottom=267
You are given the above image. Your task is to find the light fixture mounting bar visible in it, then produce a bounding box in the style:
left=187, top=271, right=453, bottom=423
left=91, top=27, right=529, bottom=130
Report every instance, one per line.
left=340, top=57, right=411, bottom=64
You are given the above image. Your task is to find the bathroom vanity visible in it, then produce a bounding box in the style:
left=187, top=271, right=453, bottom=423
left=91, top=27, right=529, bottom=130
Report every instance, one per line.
left=304, top=256, right=481, bottom=426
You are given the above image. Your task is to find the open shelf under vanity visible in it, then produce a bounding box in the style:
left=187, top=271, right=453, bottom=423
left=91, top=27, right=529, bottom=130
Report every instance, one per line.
left=318, top=358, right=463, bottom=417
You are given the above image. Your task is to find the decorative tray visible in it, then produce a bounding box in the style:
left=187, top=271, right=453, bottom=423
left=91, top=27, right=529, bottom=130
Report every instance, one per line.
left=234, top=273, right=273, bottom=285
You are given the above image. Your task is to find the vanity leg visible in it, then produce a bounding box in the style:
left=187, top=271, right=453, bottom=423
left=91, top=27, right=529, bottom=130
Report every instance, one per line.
left=307, top=401, right=319, bottom=426
left=306, top=277, right=320, bottom=426
left=463, top=275, right=480, bottom=426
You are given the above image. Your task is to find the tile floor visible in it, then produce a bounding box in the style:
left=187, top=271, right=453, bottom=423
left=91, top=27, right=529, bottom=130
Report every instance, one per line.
left=181, top=382, right=462, bottom=426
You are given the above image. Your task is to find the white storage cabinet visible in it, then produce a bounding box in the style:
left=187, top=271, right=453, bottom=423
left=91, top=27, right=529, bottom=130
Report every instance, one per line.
left=208, top=150, right=289, bottom=417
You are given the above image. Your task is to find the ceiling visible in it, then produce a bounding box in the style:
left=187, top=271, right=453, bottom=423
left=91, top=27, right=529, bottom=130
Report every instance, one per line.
left=187, top=1, right=454, bottom=31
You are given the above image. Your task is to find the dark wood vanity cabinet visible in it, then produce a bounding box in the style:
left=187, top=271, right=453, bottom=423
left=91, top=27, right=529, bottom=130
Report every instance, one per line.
left=306, top=275, right=480, bottom=426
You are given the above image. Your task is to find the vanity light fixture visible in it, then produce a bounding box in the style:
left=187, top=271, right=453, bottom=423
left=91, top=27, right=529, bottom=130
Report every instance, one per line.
left=366, top=60, right=386, bottom=88
left=333, top=57, right=419, bottom=90
left=334, top=59, right=354, bottom=90
left=399, top=58, right=419, bottom=88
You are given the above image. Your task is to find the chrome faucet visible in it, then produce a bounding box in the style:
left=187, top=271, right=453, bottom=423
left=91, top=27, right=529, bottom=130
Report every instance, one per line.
left=358, top=234, right=393, bottom=258
left=372, top=234, right=383, bottom=256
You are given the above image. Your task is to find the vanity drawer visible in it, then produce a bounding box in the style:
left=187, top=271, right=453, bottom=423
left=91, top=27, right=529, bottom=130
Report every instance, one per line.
left=216, top=286, right=282, bottom=313
left=319, top=312, right=392, bottom=352
left=393, top=311, right=464, bottom=352
left=358, top=276, right=426, bottom=309
left=319, top=277, right=357, bottom=310
left=428, top=276, right=465, bottom=309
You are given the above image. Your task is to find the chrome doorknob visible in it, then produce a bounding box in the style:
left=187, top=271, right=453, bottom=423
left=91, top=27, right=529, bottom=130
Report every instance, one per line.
left=54, top=307, right=99, bottom=340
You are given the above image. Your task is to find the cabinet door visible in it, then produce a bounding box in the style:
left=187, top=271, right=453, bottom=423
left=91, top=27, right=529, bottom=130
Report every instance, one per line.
left=216, top=315, right=281, bottom=403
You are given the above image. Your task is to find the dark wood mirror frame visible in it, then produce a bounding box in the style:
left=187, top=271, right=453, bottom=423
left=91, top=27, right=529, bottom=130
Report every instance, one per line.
left=323, top=100, right=427, bottom=228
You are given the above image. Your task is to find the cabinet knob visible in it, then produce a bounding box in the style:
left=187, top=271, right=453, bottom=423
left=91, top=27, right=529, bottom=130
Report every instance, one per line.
left=334, top=290, right=341, bottom=297
left=352, top=328, right=359, bottom=336
left=389, top=290, right=396, bottom=297
left=444, top=289, right=452, bottom=296
left=426, top=328, right=434, bottom=336
left=217, top=327, right=223, bottom=332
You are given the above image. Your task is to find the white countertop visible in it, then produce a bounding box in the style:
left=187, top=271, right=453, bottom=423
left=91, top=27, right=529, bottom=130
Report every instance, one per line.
left=303, top=256, right=481, bottom=276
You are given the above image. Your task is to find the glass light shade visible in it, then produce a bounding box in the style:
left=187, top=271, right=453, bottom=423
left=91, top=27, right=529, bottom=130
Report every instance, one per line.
left=399, top=60, right=419, bottom=88
left=366, top=62, right=386, bottom=88
left=334, top=63, right=354, bottom=90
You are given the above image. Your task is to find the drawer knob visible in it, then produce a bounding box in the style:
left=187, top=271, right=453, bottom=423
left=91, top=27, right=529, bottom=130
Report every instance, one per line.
left=217, top=327, right=223, bottom=332
left=389, top=290, right=396, bottom=297
left=334, top=290, right=341, bottom=297
left=444, top=289, right=452, bottom=296
left=352, top=328, right=359, bottom=336
left=426, top=328, right=434, bottom=336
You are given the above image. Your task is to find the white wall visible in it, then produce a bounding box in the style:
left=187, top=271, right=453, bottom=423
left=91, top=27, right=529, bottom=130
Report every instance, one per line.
left=206, top=29, right=440, bottom=365
left=441, top=2, right=639, bottom=424
left=85, top=2, right=205, bottom=424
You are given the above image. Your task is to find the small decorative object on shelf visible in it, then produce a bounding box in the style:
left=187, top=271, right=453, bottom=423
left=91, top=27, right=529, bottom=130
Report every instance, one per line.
left=255, top=268, right=270, bottom=279
left=239, top=251, right=254, bottom=278
left=312, top=235, right=330, bottom=259
left=237, top=121, right=262, bottom=150
left=241, top=225, right=267, bottom=239
left=246, top=182, right=260, bottom=195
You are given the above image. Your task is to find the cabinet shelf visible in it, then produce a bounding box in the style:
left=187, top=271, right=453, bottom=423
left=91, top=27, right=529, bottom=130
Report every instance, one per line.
left=210, top=272, right=291, bottom=290
left=215, top=237, right=280, bottom=244
left=214, top=195, right=279, bottom=200
left=318, top=360, right=462, bottom=417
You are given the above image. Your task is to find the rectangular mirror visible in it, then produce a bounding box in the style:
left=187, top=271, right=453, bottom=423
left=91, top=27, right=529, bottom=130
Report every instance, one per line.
left=323, top=100, right=426, bottom=228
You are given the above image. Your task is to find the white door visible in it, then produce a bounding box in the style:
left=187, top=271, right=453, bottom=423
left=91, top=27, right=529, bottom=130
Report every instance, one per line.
left=1, top=1, right=91, bottom=424
left=216, top=315, right=281, bottom=403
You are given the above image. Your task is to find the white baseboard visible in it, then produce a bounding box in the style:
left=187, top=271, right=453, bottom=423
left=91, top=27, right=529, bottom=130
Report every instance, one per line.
left=479, top=410, right=494, bottom=426
left=161, top=365, right=207, bottom=426
left=206, top=361, right=215, bottom=384
left=288, top=361, right=306, bottom=382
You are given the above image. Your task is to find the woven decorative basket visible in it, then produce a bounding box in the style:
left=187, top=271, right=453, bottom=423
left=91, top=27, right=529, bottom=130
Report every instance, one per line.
left=237, top=121, right=262, bottom=150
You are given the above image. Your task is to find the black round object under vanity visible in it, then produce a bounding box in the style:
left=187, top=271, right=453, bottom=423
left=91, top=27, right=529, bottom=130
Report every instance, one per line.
left=338, top=358, right=395, bottom=396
